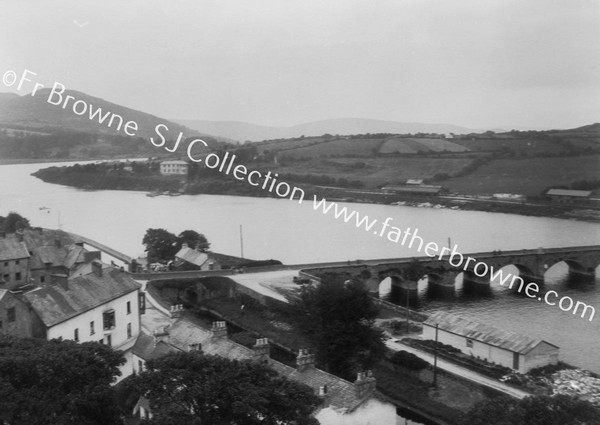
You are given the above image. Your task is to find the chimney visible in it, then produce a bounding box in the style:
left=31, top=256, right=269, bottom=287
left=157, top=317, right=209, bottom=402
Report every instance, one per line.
left=210, top=321, right=227, bottom=339
left=84, top=251, right=101, bottom=263
left=51, top=274, right=69, bottom=291
left=296, top=348, right=315, bottom=372
left=92, top=261, right=103, bottom=277
left=153, top=326, right=169, bottom=346
left=252, top=338, right=270, bottom=363
left=181, top=242, right=188, bottom=250
left=187, top=343, right=201, bottom=352
left=354, top=370, right=376, bottom=399
left=16, top=229, right=24, bottom=242
left=170, top=304, right=184, bottom=318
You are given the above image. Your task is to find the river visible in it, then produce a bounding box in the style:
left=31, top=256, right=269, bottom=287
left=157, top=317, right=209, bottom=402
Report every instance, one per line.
left=1, top=161, right=599, bottom=421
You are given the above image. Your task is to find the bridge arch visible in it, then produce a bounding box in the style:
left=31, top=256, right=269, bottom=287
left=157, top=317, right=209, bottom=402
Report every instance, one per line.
left=544, top=260, right=595, bottom=284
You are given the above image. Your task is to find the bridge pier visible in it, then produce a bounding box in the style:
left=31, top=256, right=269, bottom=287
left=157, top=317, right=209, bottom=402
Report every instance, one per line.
left=462, top=270, right=492, bottom=296
left=427, top=272, right=457, bottom=299
left=390, top=280, right=418, bottom=308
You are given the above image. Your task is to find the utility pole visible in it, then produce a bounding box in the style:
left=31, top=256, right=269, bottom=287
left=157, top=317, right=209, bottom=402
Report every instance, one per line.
left=239, top=225, right=244, bottom=259
left=405, top=287, right=410, bottom=333
left=433, top=323, right=439, bottom=387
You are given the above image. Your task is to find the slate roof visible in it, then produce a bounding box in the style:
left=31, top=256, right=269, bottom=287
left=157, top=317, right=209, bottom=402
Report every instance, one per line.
left=424, top=311, right=559, bottom=355
left=546, top=189, right=592, bottom=197
left=132, top=332, right=178, bottom=360
left=134, top=318, right=369, bottom=412
left=0, top=236, right=30, bottom=261
left=269, top=361, right=365, bottom=412
left=23, top=267, right=141, bottom=327
left=174, top=247, right=209, bottom=268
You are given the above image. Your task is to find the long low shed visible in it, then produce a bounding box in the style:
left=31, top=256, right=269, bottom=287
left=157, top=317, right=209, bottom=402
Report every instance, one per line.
left=422, top=311, right=559, bottom=373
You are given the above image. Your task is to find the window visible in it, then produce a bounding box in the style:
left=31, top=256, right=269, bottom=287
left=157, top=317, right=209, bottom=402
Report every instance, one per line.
left=15, top=260, right=19, bottom=265
left=126, top=301, right=131, bottom=314
left=466, top=338, right=473, bottom=348
left=139, top=293, right=146, bottom=315
left=106, top=335, right=112, bottom=347
left=0, top=320, right=3, bottom=329
left=127, top=323, right=132, bottom=338
left=15, top=272, right=21, bottom=281
left=74, top=328, right=79, bottom=342
left=7, top=307, right=15, bottom=323
left=3, top=274, right=9, bottom=282
left=90, top=321, right=95, bottom=335
left=138, top=360, right=143, bottom=371
left=103, top=310, right=115, bottom=330
left=3, top=262, right=7, bottom=267
left=40, top=276, right=45, bottom=283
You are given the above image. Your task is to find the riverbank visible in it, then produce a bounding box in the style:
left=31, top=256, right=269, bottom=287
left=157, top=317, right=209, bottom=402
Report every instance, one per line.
left=30, top=162, right=600, bottom=223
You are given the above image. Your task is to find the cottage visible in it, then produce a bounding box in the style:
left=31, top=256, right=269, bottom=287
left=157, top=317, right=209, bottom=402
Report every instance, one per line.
left=422, top=311, right=559, bottom=373
left=173, top=243, right=221, bottom=271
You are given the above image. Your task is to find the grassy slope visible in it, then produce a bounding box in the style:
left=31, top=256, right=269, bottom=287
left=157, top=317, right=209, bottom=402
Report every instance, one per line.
left=275, top=157, right=475, bottom=188
left=443, top=155, right=600, bottom=195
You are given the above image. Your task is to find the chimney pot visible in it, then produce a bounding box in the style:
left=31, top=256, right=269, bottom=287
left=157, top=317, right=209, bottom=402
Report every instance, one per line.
left=92, top=261, right=103, bottom=277
left=210, top=321, right=227, bottom=339
left=296, top=348, right=315, bottom=372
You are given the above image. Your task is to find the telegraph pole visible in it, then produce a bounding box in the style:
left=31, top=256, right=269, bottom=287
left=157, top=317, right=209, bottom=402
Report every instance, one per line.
left=239, top=225, right=244, bottom=259
left=433, top=323, right=439, bottom=387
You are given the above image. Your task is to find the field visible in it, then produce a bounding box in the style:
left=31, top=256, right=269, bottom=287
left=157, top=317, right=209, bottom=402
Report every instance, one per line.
left=379, top=137, right=469, bottom=154
left=451, top=137, right=575, bottom=155
left=273, top=156, right=475, bottom=188
left=278, top=138, right=385, bottom=158
left=443, top=155, right=600, bottom=195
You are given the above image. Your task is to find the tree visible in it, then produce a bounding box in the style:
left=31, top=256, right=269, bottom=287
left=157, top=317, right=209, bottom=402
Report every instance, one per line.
left=178, top=230, right=210, bottom=252
left=129, top=352, right=321, bottom=425
left=0, top=212, right=30, bottom=233
left=0, top=335, right=124, bottom=425
left=142, top=228, right=179, bottom=262
left=288, top=276, right=385, bottom=380
left=466, top=394, right=600, bottom=425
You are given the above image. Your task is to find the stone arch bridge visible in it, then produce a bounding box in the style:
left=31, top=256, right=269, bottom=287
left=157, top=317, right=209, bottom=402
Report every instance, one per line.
left=299, top=245, right=600, bottom=298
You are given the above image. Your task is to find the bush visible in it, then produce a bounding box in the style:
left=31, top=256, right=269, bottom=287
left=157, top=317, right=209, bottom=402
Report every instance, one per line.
left=390, top=350, right=429, bottom=370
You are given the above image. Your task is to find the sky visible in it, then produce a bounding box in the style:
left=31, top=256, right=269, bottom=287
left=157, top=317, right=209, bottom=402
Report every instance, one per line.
left=0, top=0, right=599, bottom=130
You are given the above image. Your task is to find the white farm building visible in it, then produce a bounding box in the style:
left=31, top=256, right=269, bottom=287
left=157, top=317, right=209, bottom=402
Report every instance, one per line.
left=422, top=311, right=559, bottom=373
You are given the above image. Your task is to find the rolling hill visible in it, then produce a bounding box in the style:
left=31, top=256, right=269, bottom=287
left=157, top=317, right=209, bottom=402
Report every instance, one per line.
left=0, top=90, right=223, bottom=142
left=174, top=117, right=474, bottom=142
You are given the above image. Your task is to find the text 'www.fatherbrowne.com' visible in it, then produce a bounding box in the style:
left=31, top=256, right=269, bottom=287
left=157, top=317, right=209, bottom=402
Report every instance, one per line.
left=312, top=195, right=596, bottom=322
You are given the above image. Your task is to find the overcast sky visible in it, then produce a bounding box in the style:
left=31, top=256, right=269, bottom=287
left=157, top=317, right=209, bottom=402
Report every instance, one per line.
left=1, top=0, right=598, bottom=129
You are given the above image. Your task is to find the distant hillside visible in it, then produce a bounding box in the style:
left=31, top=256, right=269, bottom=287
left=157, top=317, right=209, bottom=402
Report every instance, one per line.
left=0, top=90, right=231, bottom=160
left=0, top=90, right=224, bottom=142
left=175, top=118, right=474, bottom=142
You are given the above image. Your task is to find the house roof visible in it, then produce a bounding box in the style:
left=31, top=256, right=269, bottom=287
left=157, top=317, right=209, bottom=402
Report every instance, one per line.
left=423, top=311, right=558, bottom=355
left=23, top=267, right=141, bottom=327
left=0, top=236, right=30, bottom=261
left=160, top=160, right=188, bottom=165
left=174, top=247, right=209, bottom=268
left=135, top=318, right=368, bottom=412
left=546, top=189, right=592, bottom=197
left=381, top=185, right=443, bottom=194
left=133, top=332, right=179, bottom=360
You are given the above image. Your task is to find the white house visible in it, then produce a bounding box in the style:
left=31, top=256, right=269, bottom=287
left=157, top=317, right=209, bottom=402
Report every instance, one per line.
left=159, top=160, right=188, bottom=175
left=422, top=311, right=559, bottom=373
left=23, top=261, right=142, bottom=377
